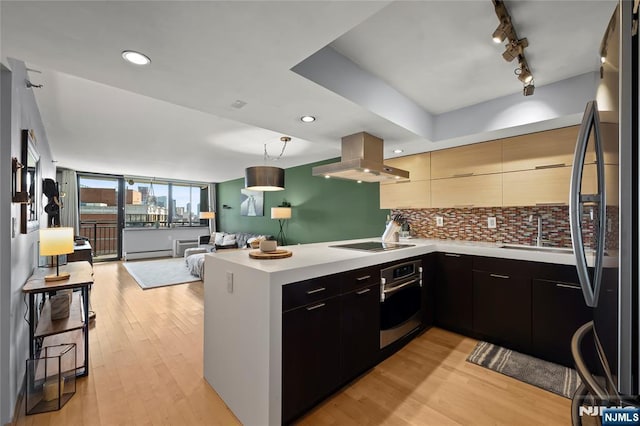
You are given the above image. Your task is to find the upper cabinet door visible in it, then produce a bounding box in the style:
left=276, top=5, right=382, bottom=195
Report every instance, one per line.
left=381, top=152, right=430, bottom=185
left=430, top=141, right=502, bottom=179
left=502, top=126, right=581, bottom=172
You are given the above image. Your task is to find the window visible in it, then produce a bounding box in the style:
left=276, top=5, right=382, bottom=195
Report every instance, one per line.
left=171, top=183, right=205, bottom=226
left=124, top=178, right=209, bottom=228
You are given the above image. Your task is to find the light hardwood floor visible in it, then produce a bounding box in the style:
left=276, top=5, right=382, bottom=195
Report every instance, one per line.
left=14, top=261, right=571, bottom=425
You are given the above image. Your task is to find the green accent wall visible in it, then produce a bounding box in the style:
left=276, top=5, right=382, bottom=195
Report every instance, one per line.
left=216, top=158, right=390, bottom=244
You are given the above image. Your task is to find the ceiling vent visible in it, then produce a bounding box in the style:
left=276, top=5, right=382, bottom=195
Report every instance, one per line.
left=312, top=132, right=409, bottom=182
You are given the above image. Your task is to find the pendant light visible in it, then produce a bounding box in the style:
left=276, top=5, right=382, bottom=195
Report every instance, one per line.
left=245, top=137, right=290, bottom=191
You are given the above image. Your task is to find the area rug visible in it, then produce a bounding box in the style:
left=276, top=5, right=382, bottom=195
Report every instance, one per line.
left=123, top=258, right=201, bottom=289
left=467, top=341, right=581, bottom=398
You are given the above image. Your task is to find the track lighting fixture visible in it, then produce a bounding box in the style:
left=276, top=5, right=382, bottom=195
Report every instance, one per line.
left=492, top=0, right=535, bottom=96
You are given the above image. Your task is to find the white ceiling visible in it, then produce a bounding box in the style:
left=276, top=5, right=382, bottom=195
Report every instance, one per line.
left=1, top=0, right=617, bottom=183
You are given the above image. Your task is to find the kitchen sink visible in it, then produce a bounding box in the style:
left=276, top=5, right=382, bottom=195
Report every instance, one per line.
left=499, top=244, right=575, bottom=254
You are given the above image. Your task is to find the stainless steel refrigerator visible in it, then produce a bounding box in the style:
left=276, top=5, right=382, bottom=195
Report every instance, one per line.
left=569, top=1, right=638, bottom=423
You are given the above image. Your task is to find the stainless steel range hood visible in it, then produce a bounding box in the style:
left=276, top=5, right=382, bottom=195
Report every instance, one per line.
left=312, top=132, right=409, bottom=182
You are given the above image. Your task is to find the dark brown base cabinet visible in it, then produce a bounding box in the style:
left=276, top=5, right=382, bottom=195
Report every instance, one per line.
left=282, top=252, right=592, bottom=423
left=282, top=296, right=341, bottom=424
left=282, top=266, right=381, bottom=425
left=340, top=282, right=380, bottom=382
left=472, top=270, right=532, bottom=353
left=532, top=278, right=593, bottom=367
left=435, top=253, right=473, bottom=334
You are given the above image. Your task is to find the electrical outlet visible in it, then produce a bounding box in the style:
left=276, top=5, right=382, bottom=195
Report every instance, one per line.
left=226, top=272, right=234, bottom=293
left=436, top=216, right=443, bottom=227
left=487, top=217, right=497, bottom=229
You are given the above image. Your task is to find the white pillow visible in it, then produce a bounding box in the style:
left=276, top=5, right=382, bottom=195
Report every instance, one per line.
left=212, top=232, right=225, bottom=245
left=221, top=234, right=237, bottom=246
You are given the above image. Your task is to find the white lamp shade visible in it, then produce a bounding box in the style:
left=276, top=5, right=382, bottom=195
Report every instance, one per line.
left=199, top=211, right=215, bottom=219
left=40, top=227, right=74, bottom=256
left=271, top=207, right=292, bottom=220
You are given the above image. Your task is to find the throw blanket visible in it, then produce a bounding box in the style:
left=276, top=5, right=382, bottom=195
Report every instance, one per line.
left=186, top=253, right=206, bottom=280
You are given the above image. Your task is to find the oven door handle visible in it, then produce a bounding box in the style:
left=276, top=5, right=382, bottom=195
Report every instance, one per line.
left=383, top=278, right=420, bottom=297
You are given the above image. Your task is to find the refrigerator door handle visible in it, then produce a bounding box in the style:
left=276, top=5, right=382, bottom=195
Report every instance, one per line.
left=569, top=101, right=606, bottom=308
left=571, top=321, right=609, bottom=401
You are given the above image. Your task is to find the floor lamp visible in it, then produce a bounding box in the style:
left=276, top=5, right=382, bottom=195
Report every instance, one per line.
left=271, top=207, right=291, bottom=246
left=200, top=211, right=215, bottom=234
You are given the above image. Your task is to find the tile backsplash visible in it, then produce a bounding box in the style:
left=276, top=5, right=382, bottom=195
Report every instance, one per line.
left=392, top=205, right=610, bottom=249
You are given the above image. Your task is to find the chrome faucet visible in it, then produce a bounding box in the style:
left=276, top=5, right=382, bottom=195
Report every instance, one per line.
left=528, top=214, right=544, bottom=247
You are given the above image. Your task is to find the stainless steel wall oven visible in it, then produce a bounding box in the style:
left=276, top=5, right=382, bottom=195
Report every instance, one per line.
left=380, top=259, right=423, bottom=348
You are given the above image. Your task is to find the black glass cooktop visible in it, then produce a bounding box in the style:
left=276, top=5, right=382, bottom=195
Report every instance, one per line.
left=330, top=241, right=415, bottom=252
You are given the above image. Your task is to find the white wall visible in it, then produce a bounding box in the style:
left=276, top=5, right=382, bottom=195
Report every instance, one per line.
left=1, top=58, right=56, bottom=424
left=0, top=63, right=12, bottom=426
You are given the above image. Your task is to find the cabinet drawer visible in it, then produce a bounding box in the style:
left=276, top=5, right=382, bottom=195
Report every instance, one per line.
left=283, top=275, right=340, bottom=312
left=341, top=266, right=379, bottom=294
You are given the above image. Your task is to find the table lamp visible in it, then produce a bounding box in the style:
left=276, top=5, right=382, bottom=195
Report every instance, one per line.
left=40, top=227, right=74, bottom=282
left=199, top=211, right=215, bottom=234
left=271, top=207, right=291, bottom=246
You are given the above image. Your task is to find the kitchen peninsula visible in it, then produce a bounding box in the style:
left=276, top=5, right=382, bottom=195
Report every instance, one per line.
left=202, top=238, right=607, bottom=425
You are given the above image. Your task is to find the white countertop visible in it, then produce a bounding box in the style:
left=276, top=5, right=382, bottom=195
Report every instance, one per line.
left=206, top=238, right=616, bottom=286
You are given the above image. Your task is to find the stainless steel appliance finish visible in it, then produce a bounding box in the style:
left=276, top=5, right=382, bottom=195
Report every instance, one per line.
left=330, top=241, right=416, bottom=252
left=569, top=2, right=639, bottom=417
left=311, top=132, right=410, bottom=182
left=379, top=259, right=422, bottom=348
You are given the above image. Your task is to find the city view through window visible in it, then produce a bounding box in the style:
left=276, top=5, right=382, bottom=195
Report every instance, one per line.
left=78, top=175, right=210, bottom=259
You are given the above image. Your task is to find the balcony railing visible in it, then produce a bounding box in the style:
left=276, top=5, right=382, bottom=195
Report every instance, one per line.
left=79, top=221, right=118, bottom=259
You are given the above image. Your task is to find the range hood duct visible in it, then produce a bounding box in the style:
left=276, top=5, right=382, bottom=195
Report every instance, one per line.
left=312, top=132, right=409, bottom=182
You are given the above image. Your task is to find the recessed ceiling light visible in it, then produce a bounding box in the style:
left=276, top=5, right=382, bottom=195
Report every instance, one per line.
left=122, top=50, right=151, bottom=66
left=363, top=168, right=370, bottom=173
left=324, top=175, right=330, bottom=179
left=393, top=149, right=404, bottom=154
left=300, top=115, right=316, bottom=123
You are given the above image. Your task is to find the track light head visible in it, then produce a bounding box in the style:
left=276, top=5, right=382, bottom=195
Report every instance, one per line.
left=502, top=38, right=528, bottom=62
left=517, top=67, right=533, bottom=84
left=492, top=19, right=511, bottom=44
left=523, top=84, right=535, bottom=96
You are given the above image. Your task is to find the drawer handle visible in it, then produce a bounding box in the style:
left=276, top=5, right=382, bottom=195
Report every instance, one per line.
left=536, top=202, right=567, bottom=206
left=356, top=288, right=371, bottom=295
left=535, top=163, right=566, bottom=169
left=453, top=204, right=474, bottom=208
left=306, top=287, right=326, bottom=295
left=444, top=253, right=461, bottom=257
left=306, top=303, right=326, bottom=311
left=452, top=173, right=474, bottom=177
left=490, top=273, right=510, bottom=279
left=356, top=275, right=371, bottom=281
left=556, top=283, right=581, bottom=290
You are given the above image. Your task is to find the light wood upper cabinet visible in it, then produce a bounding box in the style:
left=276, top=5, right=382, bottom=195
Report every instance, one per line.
left=582, top=164, right=619, bottom=207
left=380, top=153, right=430, bottom=185
left=431, top=141, right=502, bottom=179
left=380, top=180, right=430, bottom=209
left=503, top=168, right=572, bottom=207
left=502, top=126, right=582, bottom=172
left=503, top=164, right=619, bottom=207
left=431, top=174, right=502, bottom=208
left=379, top=153, right=431, bottom=208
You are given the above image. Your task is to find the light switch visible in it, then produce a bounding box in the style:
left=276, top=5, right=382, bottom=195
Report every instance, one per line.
left=487, top=217, right=497, bottom=229
left=436, top=216, right=444, bottom=227
left=226, top=272, right=234, bottom=293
